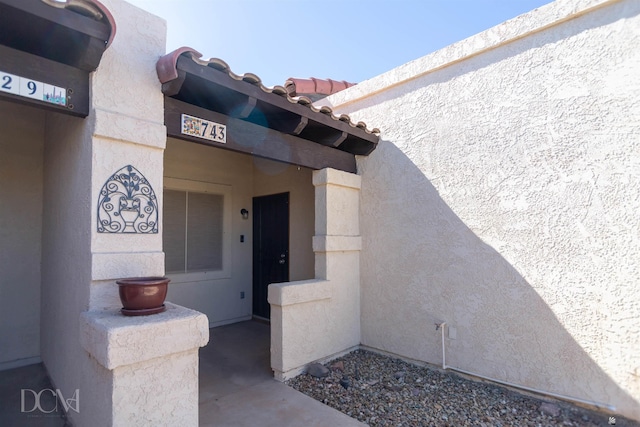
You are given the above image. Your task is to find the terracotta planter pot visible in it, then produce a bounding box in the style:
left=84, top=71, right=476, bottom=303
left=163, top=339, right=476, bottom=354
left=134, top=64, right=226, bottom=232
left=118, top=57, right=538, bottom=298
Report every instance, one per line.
left=116, top=276, right=170, bottom=316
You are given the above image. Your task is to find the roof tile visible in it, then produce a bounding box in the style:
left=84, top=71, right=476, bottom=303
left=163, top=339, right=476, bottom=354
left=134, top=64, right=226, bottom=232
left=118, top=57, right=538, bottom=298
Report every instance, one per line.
left=156, top=48, right=379, bottom=137
left=285, top=78, right=356, bottom=97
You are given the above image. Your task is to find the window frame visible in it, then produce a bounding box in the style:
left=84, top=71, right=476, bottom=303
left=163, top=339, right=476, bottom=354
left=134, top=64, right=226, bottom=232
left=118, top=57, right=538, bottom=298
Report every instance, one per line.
left=163, top=177, right=232, bottom=283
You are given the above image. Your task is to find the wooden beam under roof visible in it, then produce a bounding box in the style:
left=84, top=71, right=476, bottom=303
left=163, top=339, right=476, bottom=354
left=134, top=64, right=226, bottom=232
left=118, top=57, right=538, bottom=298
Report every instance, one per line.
left=0, top=44, right=89, bottom=117
left=165, top=97, right=357, bottom=174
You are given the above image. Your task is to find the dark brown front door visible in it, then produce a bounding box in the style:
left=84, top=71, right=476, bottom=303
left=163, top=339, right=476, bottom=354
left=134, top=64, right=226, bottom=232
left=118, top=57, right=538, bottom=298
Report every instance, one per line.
left=252, top=192, right=289, bottom=319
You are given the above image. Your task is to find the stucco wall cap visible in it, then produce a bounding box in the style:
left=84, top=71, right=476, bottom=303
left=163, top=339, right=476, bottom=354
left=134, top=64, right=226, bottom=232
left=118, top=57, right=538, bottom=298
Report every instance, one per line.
left=322, top=0, right=620, bottom=109
left=80, top=302, right=209, bottom=370
left=313, top=168, right=362, bottom=189
left=268, top=279, right=332, bottom=307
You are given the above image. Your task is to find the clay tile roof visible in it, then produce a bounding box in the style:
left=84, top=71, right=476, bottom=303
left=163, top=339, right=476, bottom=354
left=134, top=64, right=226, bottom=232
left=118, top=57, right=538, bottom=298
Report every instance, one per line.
left=285, top=78, right=356, bottom=98
left=156, top=47, right=380, bottom=155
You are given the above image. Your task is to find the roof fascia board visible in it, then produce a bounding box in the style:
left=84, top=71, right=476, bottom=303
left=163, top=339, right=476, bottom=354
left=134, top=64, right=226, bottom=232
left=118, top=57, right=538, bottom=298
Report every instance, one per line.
left=0, top=0, right=112, bottom=72
left=0, top=44, right=89, bottom=117
left=165, top=97, right=356, bottom=173
left=1, top=0, right=110, bottom=43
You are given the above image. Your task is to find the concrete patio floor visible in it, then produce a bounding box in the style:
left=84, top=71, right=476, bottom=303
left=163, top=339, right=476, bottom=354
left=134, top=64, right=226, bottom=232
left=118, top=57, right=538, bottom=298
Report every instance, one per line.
left=0, top=363, right=67, bottom=426
left=0, top=320, right=364, bottom=426
left=199, top=320, right=365, bottom=427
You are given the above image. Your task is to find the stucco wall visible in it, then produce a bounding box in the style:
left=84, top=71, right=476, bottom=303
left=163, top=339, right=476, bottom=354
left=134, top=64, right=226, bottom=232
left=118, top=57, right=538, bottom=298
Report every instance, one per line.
left=89, top=0, right=168, bottom=308
left=164, top=139, right=316, bottom=325
left=269, top=168, right=362, bottom=380
left=0, top=101, right=44, bottom=369
left=324, top=0, right=639, bottom=420
left=80, top=303, right=209, bottom=426
left=41, top=0, right=171, bottom=424
left=41, top=100, right=95, bottom=422
left=164, top=138, right=254, bottom=326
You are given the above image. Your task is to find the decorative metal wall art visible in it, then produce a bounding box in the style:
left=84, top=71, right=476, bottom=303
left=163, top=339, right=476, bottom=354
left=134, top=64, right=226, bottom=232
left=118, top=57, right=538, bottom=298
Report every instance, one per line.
left=97, top=165, right=158, bottom=233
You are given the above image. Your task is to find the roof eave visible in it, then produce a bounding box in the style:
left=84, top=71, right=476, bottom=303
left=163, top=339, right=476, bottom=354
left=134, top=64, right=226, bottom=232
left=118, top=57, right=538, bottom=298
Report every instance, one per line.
left=0, top=0, right=115, bottom=72
left=157, top=48, right=379, bottom=157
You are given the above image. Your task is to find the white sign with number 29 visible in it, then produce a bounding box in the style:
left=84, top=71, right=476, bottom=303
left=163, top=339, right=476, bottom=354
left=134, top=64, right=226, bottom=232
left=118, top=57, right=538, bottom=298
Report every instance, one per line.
left=0, top=71, right=66, bottom=106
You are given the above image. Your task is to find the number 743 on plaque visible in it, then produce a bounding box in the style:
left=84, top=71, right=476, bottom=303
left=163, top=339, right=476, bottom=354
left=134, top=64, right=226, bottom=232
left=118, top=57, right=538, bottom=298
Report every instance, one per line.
left=181, top=113, right=226, bottom=144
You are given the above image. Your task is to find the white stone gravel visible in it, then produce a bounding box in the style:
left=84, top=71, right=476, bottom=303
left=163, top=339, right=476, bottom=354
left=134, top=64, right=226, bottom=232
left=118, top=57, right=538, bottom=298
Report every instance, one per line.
left=287, top=350, right=638, bottom=427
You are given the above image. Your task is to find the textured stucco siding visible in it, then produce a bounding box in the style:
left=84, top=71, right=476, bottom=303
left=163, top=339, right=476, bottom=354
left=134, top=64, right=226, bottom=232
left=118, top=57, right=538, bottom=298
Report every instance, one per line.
left=324, top=0, right=639, bottom=420
left=164, top=139, right=315, bottom=326
left=41, top=95, right=96, bottom=423
left=270, top=169, right=362, bottom=380
left=41, top=0, right=172, bottom=424
left=164, top=138, right=254, bottom=326
left=0, top=101, right=44, bottom=369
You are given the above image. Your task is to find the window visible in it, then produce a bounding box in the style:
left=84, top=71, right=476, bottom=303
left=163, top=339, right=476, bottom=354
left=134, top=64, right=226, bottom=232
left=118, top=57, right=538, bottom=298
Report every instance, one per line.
left=163, top=178, right=231, bottom=278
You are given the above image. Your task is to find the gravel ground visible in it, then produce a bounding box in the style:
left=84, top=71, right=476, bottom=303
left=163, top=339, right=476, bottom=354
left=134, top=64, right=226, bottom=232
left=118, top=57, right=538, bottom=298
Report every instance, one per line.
left=287, top=350, right=638, bottom=427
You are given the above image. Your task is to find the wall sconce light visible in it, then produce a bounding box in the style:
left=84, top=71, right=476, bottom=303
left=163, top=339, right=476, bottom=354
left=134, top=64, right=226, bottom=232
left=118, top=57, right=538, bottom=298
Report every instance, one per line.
left=240, top=209, right=249, bottom=220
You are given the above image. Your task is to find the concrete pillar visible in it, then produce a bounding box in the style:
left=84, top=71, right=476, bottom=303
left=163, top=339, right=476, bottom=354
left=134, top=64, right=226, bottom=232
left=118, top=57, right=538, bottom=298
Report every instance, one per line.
left=40, top=1, right=209, bottom=425
left=80, top=303, right=208, bottom=425
left=269, top=168, right=361, bottom=380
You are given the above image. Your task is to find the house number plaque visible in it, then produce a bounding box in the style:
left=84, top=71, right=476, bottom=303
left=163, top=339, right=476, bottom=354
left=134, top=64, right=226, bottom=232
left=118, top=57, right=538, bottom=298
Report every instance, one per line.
left=181, top=113, right=227, bottom=144
left=0, top=70, right=67, bottom=106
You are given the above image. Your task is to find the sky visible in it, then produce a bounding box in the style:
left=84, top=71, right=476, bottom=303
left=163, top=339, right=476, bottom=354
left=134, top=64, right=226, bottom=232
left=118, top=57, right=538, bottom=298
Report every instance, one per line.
left=126, top=0, right=553, bottom=88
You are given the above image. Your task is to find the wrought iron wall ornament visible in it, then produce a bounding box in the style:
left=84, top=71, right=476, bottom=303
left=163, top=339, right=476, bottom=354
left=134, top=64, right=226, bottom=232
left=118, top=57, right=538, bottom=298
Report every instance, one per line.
left=97, top=165, right=158, bottom=233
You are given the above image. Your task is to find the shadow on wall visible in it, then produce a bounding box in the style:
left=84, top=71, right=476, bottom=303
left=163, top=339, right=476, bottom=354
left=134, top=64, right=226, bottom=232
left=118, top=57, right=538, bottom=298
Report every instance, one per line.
left=350, top=1, right=640, bottom=420
left=358, top=138, right=638, bottom=420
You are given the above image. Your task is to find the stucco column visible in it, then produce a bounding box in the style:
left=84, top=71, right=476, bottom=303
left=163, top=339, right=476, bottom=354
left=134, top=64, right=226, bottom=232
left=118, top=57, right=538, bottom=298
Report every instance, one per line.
left=86, top=1, right=210, bottom=425
left=80, top=303, right=208, bottom=425
left=269, top=168, right=361, bottom=380
left=40, top=1, right=209, bottom=425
